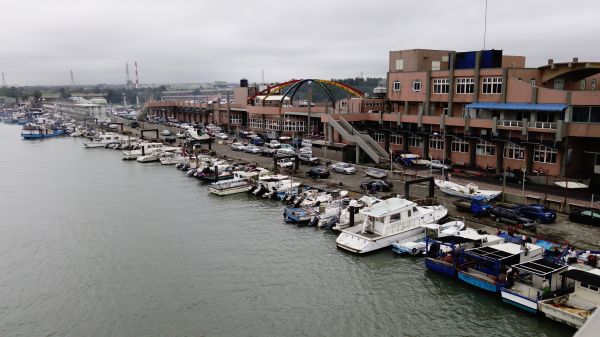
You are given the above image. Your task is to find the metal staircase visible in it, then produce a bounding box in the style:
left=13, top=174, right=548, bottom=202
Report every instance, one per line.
left=327, top=116, right=390, bottom=164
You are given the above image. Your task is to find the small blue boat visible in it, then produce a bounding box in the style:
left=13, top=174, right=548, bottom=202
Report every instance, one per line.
left=283, top=207, right=314, bottom=224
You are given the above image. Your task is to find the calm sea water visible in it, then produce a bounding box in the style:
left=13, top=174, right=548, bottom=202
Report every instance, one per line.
left=0, top=123, right=574, bottom=337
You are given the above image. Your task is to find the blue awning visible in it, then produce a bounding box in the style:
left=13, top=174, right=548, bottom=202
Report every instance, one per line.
left=465, top=102, right=567, bottom=112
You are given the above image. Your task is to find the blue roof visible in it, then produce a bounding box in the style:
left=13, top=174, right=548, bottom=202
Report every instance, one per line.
left=465, top=102, right=567, bottom=112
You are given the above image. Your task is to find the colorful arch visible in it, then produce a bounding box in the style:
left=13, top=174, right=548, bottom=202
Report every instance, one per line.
left=247, top=79, right=364, bottom=106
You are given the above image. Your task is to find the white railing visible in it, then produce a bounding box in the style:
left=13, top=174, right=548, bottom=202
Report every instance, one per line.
left=497, top=120, right=523, bottom=127
left=529, top=121, right=558, bottom=129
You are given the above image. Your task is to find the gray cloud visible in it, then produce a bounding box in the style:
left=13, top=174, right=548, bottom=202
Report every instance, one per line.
left=1, top=0, right=598, bottom=86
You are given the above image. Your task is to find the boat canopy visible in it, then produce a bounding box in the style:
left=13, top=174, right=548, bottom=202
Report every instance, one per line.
left=463, top=246, right=519, bottom=261
left=561, top=269, right=600, bottom=287
left=511, top=258, right=567, bottom=276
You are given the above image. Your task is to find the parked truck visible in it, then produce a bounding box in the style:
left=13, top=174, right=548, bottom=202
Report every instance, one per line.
left=453, top=195, right=492, bottom=216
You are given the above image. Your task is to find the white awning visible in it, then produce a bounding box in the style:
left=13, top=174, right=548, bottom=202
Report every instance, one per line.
left=555, top=181, right=588, bottom=189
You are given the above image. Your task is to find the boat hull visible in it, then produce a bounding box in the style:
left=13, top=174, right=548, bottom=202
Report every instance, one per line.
left=21, top=130, right=64, bottom=139
left=336, top=227, right=424, bottom=254
left=208, top=185, right=253, bottom=196
left=500, top=289, right=538, bottom=314
left=425, top=258, right=457, bottom=277
left=458, top=271, right=502, bottom=292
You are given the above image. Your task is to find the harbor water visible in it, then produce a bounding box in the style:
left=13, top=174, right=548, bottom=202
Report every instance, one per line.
left=0, top=123, right=574, bottom=337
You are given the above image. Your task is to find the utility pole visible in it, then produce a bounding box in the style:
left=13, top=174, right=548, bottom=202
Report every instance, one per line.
left=1, top=72, right=6, bottom=87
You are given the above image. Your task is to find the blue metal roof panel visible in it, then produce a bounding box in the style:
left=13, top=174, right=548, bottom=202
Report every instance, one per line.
left=465, top=102, right=567, bottom=111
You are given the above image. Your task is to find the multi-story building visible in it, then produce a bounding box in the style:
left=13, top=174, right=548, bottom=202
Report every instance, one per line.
left=146, top=48, right=600, bottom=179
left=384, top=49, right=600, bottom=178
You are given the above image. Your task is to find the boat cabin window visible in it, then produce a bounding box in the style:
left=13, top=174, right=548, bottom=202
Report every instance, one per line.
left=390, top=213, right=401, bottom=222
left=407, top=210, right=412, bottom=217
left=579, top=283, right=600, bottom=293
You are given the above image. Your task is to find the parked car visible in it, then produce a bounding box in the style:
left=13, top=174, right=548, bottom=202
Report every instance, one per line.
left=129, top=121, right=139, bottom=128
left=277, top=158, right=294, bottom=169
left=180, top=123, right=191, bottom=129
left=306, top=166, right=330, bottom=179
left=164, top=135, right=177, bottom=143
left=569, top=209, right=600, bottom=226
left=298, top=153, right=320, bottom=165
left=299, top=146, right=312, bottom=154
left=292, top=138, right=303, bottom=147
left=176, top=131, right=186, bottom=139
left=279, top=144, right=293, bottom=150
left=245, top=145, right=261, bottom=154
left=215, top=132, right=228, bottom=140
left=302, top=139, right=312, bottom=147
left=427, top=160, right=451, bottom=171
left=496, top=170, right=528, bottom=184
left=267, top=140, right=281, bottom=148
left=360, top=180, right=393, bottom=192
left=161, top=129, right=171, bottom=136
left=260, top=147, right=277, bottom=157
left=231, top=142, right=246, bottom=151
left=490, top=207, right=537, bottom=228
left=331, top=162, right=357, bottom=175
left=276, top=148, right=296, bottom=157
left=250, top=137, right=264, bottom=146
left=513, top=204, right=557, bottom=223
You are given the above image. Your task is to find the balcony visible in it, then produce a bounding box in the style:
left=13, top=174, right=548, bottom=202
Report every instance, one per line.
left=528, top=121, right=558, bottom=130
left=497, top=120, right=523, bottom=128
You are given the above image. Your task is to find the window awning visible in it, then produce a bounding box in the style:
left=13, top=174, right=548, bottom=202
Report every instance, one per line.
left=465, top=102, right=568, bottom=112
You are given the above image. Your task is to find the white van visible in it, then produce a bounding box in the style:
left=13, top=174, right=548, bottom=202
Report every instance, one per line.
left=276, top=148, right=296, bottom=157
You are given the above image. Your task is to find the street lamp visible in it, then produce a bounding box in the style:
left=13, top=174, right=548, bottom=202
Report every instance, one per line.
left=433, top=132, right=446, bottom=179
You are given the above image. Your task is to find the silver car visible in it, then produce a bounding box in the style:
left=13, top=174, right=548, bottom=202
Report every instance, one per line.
left=331, top=162, right=356, bottom=175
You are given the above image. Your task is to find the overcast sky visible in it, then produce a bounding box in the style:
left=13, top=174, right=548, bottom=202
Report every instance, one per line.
left=1, top=0, right=598, bottom=86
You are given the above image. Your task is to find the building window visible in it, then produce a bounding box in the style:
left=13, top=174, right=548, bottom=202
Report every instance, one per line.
left=412, top=80, right=422, bottom=92
left=229, top=115, right=241, bottom=125
left=451, top=138, right=469, bottom=153
left=580, top=79, right=587, bottom=91
left=249, top=118, right=263, bottom=129
left=265, top=119, right=280, bottom=131
left=408, top=136, right=422, bottom=148
left=371, top=132, right=385, bottom=143
left=554, top=78, right=564, bottom=90
left=393, top=81, right=401, bottom=92
left=529, top=79, right=536, bottom=87
left=456, top=77, right=475, bottom=94
left=396, top=59, right=404, bottom=71
left=592, top=79, right=597, bottom=90
left=340, top=101, right=348, bottom=108
left=429, top=138, right=444, bottom=150
left=533, top=145, right=557, bottom=164
left=482, top=77, right=503, bottom=94
left=504, top=143, right=524, bottom=160
left=433, top=78, right=450, bottom=94
left=476, top=139, right=495, bottom=156
left=390, top=133, right=403, bottom=145
left=431, top=61, right=441, bottom=71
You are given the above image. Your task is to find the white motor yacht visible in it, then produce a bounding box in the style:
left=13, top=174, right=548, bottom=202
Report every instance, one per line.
left=123, top=142, right=166, bottom=160
left=336, top=197, right=448, bottom=254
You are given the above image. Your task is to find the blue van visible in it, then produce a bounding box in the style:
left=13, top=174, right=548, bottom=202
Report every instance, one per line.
left=250, top=137, right=264, bottom=146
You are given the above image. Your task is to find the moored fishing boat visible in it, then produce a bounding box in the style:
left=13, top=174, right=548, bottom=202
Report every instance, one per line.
left=391, top=221, right=465, bottom=255
left=21, top=123, right=65, bottom=139
left=500, top=258, right=568, bottom=313
left=208, top=171, right=259, bottom=196
left=457, top=242, right=544, bottom=292
left=424, top=228, right=505, bottom=277
left=335, top=197, right=448, bottom=254
left=537, top=268, right=600, bottom=328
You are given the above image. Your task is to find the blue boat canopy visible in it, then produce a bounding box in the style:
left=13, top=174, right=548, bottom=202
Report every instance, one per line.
left=465, top=102, right=568, bottom=111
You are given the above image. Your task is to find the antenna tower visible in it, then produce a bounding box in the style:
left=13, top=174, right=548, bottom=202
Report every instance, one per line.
left=1, top=72, right=6, bottom=87
left=70, top=70, right=75, bottom=86
left=125, top=63, right=131, bottom=89
left=134, top=61, right=139, bottom=89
